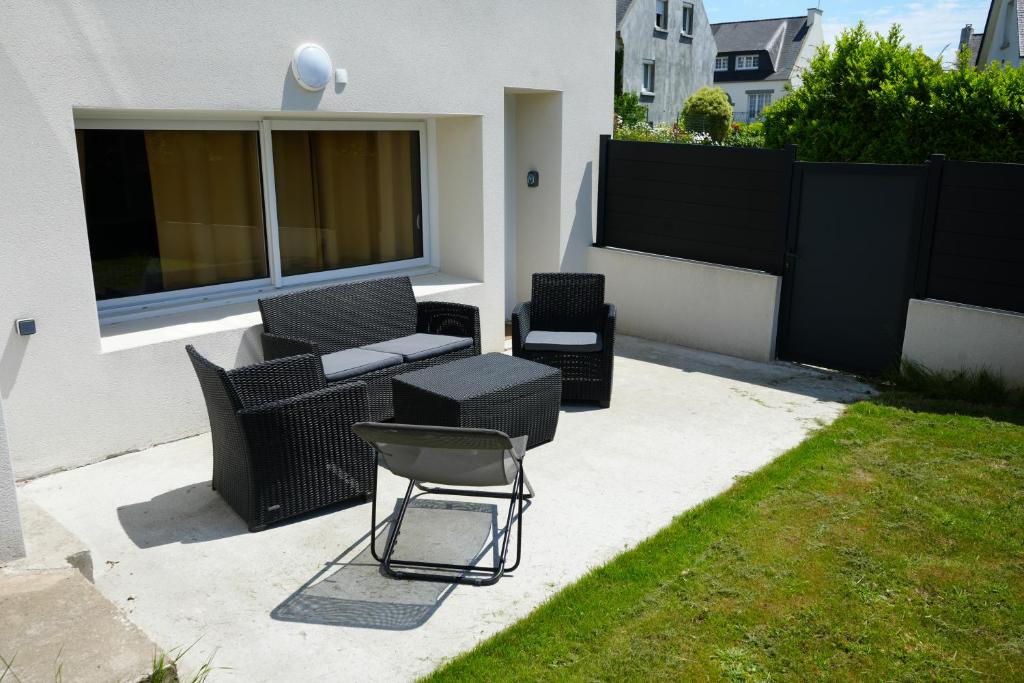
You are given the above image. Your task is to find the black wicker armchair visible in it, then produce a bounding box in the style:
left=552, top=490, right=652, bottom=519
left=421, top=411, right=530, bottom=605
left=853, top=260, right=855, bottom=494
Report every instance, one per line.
left=187, top=346, right=374, bottom=531
left=512, top=273, right=616, bottom=407
left=258, top=276, right=481, bottom=421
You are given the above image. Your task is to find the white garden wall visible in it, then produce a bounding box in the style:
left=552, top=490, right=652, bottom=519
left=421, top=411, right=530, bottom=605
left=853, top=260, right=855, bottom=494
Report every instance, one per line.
left=587, top=247, right=781, bottom=362
left=0, top=1, right=612, bottom=479
left=903, top=299, right=1024, bottom=387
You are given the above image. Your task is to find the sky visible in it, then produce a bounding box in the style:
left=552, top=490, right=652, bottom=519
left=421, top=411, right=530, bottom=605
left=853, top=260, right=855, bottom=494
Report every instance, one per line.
left=706, top=1, right=992, bottom=61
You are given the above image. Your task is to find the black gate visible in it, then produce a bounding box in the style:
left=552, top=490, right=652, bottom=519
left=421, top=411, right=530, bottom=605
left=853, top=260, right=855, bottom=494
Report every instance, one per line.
left=777, top=162, right=933, bottom=375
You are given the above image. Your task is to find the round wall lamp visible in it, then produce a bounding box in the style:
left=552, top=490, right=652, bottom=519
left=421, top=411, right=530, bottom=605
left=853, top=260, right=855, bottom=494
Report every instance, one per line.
left=291, top=43, right=332, bottom=91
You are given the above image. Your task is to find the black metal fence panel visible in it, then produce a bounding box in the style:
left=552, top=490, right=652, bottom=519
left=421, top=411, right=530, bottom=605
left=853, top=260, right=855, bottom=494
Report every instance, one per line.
left=924, top=160, right=1024, bottom=315
left=596, top=136, right=794, bottom=274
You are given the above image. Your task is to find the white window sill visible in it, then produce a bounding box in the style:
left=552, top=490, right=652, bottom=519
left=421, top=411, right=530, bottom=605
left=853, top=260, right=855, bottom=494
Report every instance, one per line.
left=640, top=89, right=655, bottom=97
left=681, top=32, right=693, bottom=37
left=99, top=270, right=482, bottom=354
left=653, top=26, right=668, bottom=33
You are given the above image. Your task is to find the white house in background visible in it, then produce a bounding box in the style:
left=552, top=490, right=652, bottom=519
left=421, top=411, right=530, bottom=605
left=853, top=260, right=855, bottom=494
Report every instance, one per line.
left=616, top=0, right=717, bottom=123
left=710, top=8, right=825, bottom=123
left=958, top=0, right=1023, bottom=67
left=0, top=0, right=611, bottom=485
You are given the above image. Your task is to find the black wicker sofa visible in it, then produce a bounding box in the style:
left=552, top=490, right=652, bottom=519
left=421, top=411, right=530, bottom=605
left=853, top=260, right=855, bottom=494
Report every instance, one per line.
left=258, top=276, right=481, bottom=421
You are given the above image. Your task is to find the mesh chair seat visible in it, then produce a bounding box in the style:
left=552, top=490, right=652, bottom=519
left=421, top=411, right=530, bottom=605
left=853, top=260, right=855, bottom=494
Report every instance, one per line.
left=353, top=422, right=532, bottom=586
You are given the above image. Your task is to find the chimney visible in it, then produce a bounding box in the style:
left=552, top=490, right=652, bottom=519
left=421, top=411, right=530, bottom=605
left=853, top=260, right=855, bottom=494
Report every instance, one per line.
left=807, top=7, right=823, bottom=27
left=959, top=24, right=974, bottom=51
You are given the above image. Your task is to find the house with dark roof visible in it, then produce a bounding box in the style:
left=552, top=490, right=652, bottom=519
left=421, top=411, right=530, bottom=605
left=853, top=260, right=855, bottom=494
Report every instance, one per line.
left=958, top=0, right=1022, bottom=67
left=616, top=0, right=717, bottom=124
left=710, top=8, right=825, bottom=123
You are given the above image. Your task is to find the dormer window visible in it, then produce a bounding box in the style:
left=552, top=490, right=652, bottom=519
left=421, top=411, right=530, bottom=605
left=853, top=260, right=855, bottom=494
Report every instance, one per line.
left=655, top=0, right=668, bottom=31
left=681, top=3, right=694, bottom=36
left=714, top=56, right=728, bottom=71
left=735, top=54, right=760, bottom=70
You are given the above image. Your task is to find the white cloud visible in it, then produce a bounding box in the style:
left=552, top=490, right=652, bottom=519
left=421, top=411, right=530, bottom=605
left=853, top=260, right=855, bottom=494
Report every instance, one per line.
left=822, top=1, right=990, bottom=61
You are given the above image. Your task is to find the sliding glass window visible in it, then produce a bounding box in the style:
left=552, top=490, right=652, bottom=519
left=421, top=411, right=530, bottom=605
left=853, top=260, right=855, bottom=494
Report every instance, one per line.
left=76, top=129, right=267, bottom=300
left=272, top=130, right=423, bottom=277
left=75, top=120, right=429, bottom=315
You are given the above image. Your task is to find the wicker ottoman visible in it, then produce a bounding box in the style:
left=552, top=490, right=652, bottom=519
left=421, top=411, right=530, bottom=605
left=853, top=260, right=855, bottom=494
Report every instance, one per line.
left=392, top=353, right=561, bottom=449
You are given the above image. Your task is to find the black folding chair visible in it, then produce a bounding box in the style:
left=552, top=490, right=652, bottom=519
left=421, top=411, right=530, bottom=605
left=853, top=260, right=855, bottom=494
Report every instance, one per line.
left=352, top=423, right=534, bottom=586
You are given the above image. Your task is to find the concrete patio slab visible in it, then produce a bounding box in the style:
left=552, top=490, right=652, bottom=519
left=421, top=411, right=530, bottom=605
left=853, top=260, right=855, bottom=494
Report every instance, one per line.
left=20, top=336, right=871, bottom=682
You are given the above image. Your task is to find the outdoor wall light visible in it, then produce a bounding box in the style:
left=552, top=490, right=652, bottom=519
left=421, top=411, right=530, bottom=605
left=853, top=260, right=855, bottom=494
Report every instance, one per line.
left=527, top=170, right=540, bottom=188
left=15, top=319, right=36, bottom=336
left=291, top=43, right=333, bottom=91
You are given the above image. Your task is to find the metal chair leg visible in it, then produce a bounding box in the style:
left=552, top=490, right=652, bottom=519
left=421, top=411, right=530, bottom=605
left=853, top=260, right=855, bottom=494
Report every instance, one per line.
left=370, top=467, right=527, bottom=586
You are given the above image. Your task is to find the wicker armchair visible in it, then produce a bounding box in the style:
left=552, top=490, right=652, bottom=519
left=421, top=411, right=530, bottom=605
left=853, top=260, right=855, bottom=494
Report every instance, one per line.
left=512, top=273, right=616, bottom=407
left=186, top=346, right=374, bottom=531
left=258, top=276, right=481, bottom=421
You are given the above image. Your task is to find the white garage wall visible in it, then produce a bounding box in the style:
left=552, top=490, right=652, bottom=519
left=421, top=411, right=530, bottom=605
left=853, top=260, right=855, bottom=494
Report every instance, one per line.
left=0, top=1, right=613, bottom=479
left=588, top=247, right=781, bottom=362
left=903, top=299, right=1024, bottom=387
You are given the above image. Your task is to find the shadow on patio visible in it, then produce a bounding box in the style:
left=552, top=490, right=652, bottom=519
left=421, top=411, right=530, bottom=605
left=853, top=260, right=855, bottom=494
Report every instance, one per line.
left=272, top=496, right=529, bottom=630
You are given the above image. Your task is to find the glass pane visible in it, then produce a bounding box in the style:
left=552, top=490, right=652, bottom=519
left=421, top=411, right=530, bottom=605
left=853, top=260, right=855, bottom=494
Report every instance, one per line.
left=272, top=130, right=423, bottom=277
left=76, top=129, right=268, bottom=300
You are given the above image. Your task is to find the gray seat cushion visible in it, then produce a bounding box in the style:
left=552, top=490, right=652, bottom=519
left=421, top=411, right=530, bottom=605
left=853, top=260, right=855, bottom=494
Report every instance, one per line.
left=361, top=333, right=473, bottom=362
left=321, top=348, right=403, bottom=382
left=523, top=330, right=602, bottom=352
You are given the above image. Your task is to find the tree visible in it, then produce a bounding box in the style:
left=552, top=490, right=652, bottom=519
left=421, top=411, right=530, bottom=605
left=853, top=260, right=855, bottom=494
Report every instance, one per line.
left=679, top=87, right=733, bottom=142
left=764, top=23, right=1024, bottom=163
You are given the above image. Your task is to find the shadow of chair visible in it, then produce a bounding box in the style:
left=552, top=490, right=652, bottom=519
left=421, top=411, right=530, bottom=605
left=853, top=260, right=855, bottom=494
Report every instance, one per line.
left=272, top=494, right=530, bottom=630
left=117, top=482, right=366, bottom=548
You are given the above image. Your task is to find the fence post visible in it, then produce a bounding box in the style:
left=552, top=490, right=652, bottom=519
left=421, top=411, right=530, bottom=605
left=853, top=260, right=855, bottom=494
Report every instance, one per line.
left=914, top=154, right=945, bottom=299
left=776, top=144, right=799, bottom=275
left=595, top=134, right=610, bottom=247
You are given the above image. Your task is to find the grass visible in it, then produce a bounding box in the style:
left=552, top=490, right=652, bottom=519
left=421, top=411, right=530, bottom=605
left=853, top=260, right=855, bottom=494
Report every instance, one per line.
left=425, top=387, right=1024, bottom=681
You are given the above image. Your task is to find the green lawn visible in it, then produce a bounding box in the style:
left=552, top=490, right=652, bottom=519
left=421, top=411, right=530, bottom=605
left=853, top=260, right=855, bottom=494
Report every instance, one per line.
left=426, top=392, right=1024, bottom=681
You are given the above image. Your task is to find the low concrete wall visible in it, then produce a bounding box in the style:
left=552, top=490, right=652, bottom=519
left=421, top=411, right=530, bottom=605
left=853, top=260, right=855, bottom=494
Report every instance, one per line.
left=0, top=400, right=25, bottom=562
left=587, top=246, right=781, bottom=362
left=903, top=299, right=1024, bottom=387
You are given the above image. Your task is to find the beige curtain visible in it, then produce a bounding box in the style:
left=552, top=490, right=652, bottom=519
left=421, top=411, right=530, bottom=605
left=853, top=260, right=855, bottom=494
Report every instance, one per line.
left=145, top=131, right=267, bottom=290
left=273, top=130, right=418, bottom=276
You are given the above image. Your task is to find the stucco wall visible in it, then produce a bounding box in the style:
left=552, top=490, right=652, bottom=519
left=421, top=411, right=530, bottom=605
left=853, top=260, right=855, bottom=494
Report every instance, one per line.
left=0, top=1, right=612, bottom=479
left=619, top=0, right=716, bottom=123
left=978, top=0, right=1022, bottom=67
left=588, top=247, right=781, bottom=362
left=903, top=299, right=1024, bottom=387
left=0, top=401, right=25, bottom=563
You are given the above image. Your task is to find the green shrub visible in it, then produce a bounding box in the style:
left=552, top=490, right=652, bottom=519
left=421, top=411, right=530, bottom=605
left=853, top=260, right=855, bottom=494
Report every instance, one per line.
left=614, top=92, right=648, bottom=127
left=764, top=23, right=1024, bottom=163
left=614, top=122, right=706, bottom=144
left=727, top=121, right=766, bottom=148
left=679, top=87, right=733, bottom=142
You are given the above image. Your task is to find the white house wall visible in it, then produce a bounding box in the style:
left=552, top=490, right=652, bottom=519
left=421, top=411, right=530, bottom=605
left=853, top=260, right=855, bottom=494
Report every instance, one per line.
left=977, top=0, right=1022, bottom=66
left=0, top=1, right=612, bottom=479
left=619, top=0, right=717, bottom=123
left=0, top=401, right=25, bottom=562
left=717, top=81, right=789, bottom=122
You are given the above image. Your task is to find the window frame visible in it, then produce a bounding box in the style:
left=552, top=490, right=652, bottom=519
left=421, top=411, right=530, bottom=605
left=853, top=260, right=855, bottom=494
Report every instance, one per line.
left=680, top=3, right=694, bottom=36
left=642, top=60, right=656, bottom=95
left=74, top=117, right=434, bottom=323
left=714, top=55, right=728, bottom=72
left=654, top=0, right=668, bottom=31
left=735, top=54, right=760, bottom=71
left=747, top=90, right=773, bottom=121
